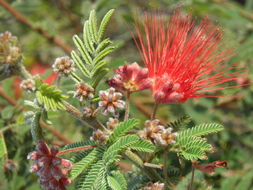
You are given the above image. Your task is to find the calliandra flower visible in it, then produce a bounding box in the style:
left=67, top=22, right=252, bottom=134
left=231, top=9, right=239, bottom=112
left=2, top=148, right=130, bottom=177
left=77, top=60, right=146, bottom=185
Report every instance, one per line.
left=139, top=120, right=163, bottom=143
left=154, top=127, right=178, bottom=146
left=90, top=129, right=110, bottom=144
left=193, top=160, right=227, bottom=174
left=52, top=56, right=75, bottom=77
left=20, top=78, right=35, bottom=93
left=27, top=140, right=72, bottom=190
left=106, top=117, right=119, bottom=130
left=108, top=62, right=150, bottom=92
left=74, top=82, right=94, bottom=101
left=98, top=87, right=125, bottom=115
left=133, top=10, right=242, bottom=104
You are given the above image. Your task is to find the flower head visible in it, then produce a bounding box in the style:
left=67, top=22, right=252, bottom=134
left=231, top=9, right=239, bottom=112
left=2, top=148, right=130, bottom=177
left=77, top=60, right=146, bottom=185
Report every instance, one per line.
left=27, top=140, right=72, bottom=190
left=139, top=119, right=177, bottom=146
left=20, top=78, right=36, bottom=93
left=133, top=10, right=241, bottom=104
left=74, top=82, right=94, bottom=101
left=108, top=62, right=150, bottom=92
left=98, top=87, right=125, bottom=115
left=52, top=56, right=75, bottom=77
left=142, top=182, right=165, bottom=190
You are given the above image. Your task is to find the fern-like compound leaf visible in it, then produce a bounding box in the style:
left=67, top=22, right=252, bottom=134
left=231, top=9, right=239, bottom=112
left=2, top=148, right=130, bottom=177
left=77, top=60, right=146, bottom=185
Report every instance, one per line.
left=36, top=83, right=67, bottom=111
left=104, top=135, right=140, bottom=164
left=107, top=175, right=126, bottom=190
left=181, top=147, right=206, bottom=160
left=129, top=139, right=155, bottom=153
left=98, top=9, right=115, bottom=42
left=70, top=148, right=101, bottom=180
left=167, top=115, right=192, bottom=130
left=78, top=160, right=105, bottom=190
left=177, top=123, right=224, bottom=139
left=108, top=119, right=140, bottom=143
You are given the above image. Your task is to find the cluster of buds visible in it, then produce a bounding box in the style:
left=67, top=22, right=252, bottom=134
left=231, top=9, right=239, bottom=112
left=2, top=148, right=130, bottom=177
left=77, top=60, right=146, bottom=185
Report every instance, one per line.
left=0, top=31, right=21, bottom=65
left=74, top=82, right=94, bottom=101
left=98, top=87, right=125, bottom=116
left=27, top=141, right=72, bottom=190
left=141, top=182, right=165, bottom=190
left=108, top=62, right=150, bottom=92
left=91, top=118, right=119, bottom=144
left=83, top=106, right=95, bottom=117
left=52, top=56, right=75, bottom=77
left=139, top=119, right=178, bottom=146
left=20, top=78, right=36, bottom=93
left=153, top=74, right=185, bottom=104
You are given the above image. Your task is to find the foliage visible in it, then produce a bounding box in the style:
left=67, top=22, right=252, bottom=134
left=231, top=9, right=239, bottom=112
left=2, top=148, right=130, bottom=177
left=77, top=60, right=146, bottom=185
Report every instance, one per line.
left=0, top=0, right=253, bottom=190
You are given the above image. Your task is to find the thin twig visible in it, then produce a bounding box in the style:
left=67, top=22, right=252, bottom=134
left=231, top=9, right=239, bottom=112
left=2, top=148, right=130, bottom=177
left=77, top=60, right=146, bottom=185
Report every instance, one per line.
left=62, top=101, right=105, bottom=131
left=151, top=103, right=158, bottom=120
left=0, top=88, right=73, bottom=144
left=0, top=0, right=72, bottom=53
left=188, top=165, right=195, bottom=190
left=57, top=145, right=97, bottom=156
left=164, top=149, right=169, bottom=190
left=124, top=92, right=130, bottom=121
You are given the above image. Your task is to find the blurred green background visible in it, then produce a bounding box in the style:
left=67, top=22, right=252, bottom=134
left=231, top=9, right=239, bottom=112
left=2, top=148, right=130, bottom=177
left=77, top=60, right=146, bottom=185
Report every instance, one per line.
left=0, top=0, right=253, bottom=189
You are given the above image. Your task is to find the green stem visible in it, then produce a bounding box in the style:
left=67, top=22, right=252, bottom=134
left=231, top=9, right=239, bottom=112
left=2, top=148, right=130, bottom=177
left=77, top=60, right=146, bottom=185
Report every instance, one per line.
left=188, top=165, right=195, bottom=190
left=18, top=63, right=32, bottom=79
left=124, top=91, right=130, bottom=121
left=164, top=149, right=169, bottom=190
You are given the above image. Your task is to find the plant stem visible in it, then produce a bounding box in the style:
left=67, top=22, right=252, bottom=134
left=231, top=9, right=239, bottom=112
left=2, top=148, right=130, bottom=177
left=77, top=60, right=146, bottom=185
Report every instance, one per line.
left=151, top=103, right=158, bottom=120
left=164, top=149, right=169, bottom=190
left=63, top=101, right=105, bottom=131
left=124, top=91, right=131, bottom=121
left=0, top=88, right=73, bottom=144
left=188, top=165, right=195, bottom=190
left=0, top=0, right=72, bottom=53
left=57, top=145, right=97, bottom=156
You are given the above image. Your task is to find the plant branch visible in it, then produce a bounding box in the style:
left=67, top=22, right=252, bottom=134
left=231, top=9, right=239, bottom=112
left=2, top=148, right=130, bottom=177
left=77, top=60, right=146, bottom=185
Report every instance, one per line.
left=62, top=101, right=105, bottom=131
left=0, top=88, right=73, bottom=144
left=164, top=149, right=169, bottom=190
left=151, top=103, right=158, bottom=120
left=0, top=0, right=72, bottom=53
left=188, top=165, right=195, bottom=190
left=124, top=92, right=131, bottom=121
left=57, top=145, right=97, bottom=156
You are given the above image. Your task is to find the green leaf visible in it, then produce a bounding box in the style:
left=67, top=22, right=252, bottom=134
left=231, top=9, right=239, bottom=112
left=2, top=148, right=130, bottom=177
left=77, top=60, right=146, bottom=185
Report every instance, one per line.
left=129, top=139, right=155, bottom=153
left=176, top=136, right=212, bottom=152
left=63, top=141, right=97, bottom=151
left=181, top=147, right=205, bottom=161
left=70, top=148, right=101, bottom=180
left=36, top=83, right=67, bottom=111
left=107, top=175, right=125, bottom=190
left=108, top=119, right=140, bottom=143
left=110, top=171, right=127, bottom=190
left=104, top=135, right=140, bottom=163
left=78, top=160, right=105, bottom=190
left=0, top=132, right=7, bottom=159
left=177, top=123, right=224, bottom=139
left=98, top=9, right=115, bottom=42
left=167, top=115, right=192, bottom=130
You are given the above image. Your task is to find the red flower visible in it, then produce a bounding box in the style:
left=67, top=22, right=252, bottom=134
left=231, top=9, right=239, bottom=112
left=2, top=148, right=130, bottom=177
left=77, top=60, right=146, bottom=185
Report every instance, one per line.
left=27, top=140, right=72, bottom=190
left=133, top=10, right=242, bottom=104
left=108, top=62, right=150, bottom=92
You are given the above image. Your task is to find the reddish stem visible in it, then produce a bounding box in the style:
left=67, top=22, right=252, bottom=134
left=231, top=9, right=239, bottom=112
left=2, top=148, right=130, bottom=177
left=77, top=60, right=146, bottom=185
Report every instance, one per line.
left=57, top=145, right=97, bottom=156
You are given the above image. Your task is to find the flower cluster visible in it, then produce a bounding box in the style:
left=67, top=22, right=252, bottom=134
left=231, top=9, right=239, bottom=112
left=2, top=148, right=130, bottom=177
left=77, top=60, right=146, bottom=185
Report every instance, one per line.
left=142, top=182, right=165, bottom=190
left=91, top=118, right=119, bottom=144
left=0, top=31, right=21, bottom=65
left=74, top=82, right=94, bottom=101
left=98, top=87, right=125, bottom=115
left=52, top=56, right=75, bottom=77
left=139, top=119, right=178, bottom=146
left=108, top=62, right=150, bottom=92
left=20, top=78, right=36, bottom=93
left=27, top=141, right=72, bottom=190
left=133, top=11, right=241, bottom=104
